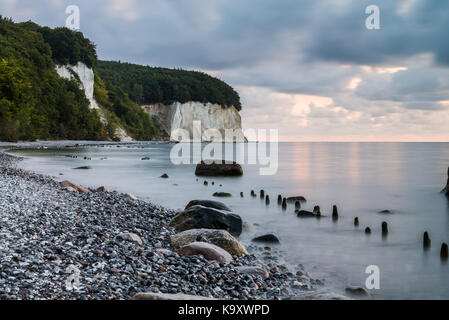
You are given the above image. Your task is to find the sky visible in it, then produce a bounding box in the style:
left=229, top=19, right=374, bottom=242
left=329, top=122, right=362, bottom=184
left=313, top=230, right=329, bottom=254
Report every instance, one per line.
left=1, top=0, right=449, bottom=141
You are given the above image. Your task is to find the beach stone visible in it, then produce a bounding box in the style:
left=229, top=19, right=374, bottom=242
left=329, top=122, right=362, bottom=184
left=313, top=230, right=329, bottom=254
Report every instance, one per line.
left=252, top=234, right=280, bottom=244
left=160, top=173, right=169, bottom=178
left=169, top=205, right=243, bottom=236
left=117, top=232, right=143, bottom=245
left=170, top=229, right=248, bottom=256
left=96, top=186, right=109, bottom=192
left=235, top=266, right=270, bottom=280
left=131, top=292, right=216, bottom=300
left=185, top=200, right=231, bottom=212
left=60, top=180, right=91, bottom=194
left=177, top=242, right=233, bottom=263
left=195, top=160, right=243, bottom=177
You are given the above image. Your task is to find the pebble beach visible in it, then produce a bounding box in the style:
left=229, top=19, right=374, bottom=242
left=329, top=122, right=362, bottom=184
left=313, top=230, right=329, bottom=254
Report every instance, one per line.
left=0, top=149, right=329, bottom=300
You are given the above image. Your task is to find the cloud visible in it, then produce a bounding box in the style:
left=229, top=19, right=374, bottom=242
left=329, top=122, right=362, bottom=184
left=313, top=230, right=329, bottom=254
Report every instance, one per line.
left=1, top=0, right=448, bottom=140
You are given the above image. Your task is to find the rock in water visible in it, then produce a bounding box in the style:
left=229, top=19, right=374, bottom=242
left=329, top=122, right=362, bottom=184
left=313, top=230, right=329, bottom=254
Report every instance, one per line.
left=195, top=160, right=243, bottom=177
left=131, top=292, right=217, bottom=300
left=170, top=229, right=248, bottom=256
left=295, top=201, right=301, bottom=210
left=296, top=210, right=316, bottom=218
left=73, top=166, right=92, bottom=170
left=60, top=180, right=91, bottom=194
left=378, top=210, right=393, bottom=214
left=277, top=195, right=282, bottom=205
left=345, top=287, right=370, bottom=297
left=260, top=190, right=265, bottom=199
left=213, top=192, right=232, bottom=198
left=354, top=217, right=359, bottom=227
left=286, top=196, right=307, bottom=202
left=178, top=241, right=233, bottom=263
left=185, top=200, right=231, bottom=211
left=169, top=205, right=243, bottom=236
left=423, top=232, right=431, bottom=250
left=235, top=267, right=270, bottom=280
left=160, top=173, right=169, bottom=178
left=332, top=205, right=338, bottom=221
left=365, top=227, right=371, bottom=235
left=240, top=192, right=244, bottom=198
left=441, top=243, right=449, bottom=260
left=251, top=190, right=256, bottom=197
left=252, top=234, right=280, bottom=244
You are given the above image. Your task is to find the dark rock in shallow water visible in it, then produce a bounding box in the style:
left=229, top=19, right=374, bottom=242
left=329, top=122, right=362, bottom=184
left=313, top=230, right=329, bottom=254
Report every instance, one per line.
left=252, top=234, right=280, bottom=244
left=195, top=160, right=243, bottom=177
left=378, top=210, right=393, bottom=214
left=365, top=227, right=372, bottom=235
left=185, top=200, right=231, bottom=212
left=296, top=210, right=316, bottom=218
left=345, top=287, right=370, bottom=297
left=141, top=157, right=151, bottom=160
left=240, top=192, right=244, bottom=198
left=213, top=192, right=232, bottom=198
left=251, top=190, right=256, bottom=197
left=160, top=173, right=169, bottom=178
left=295, top=201, right=301, bottom=210
left=287, top=196, right=307, bottom=202
left=73, top=166, right=92, bottom=170
left=354, top=217, right=359, bottom=226
left=265, top=195, right=270, bottom=205
left=170, top=205, right=243, bottom=236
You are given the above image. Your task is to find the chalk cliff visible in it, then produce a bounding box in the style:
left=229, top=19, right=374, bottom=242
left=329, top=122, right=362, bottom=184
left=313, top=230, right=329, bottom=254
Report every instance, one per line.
left=55, top=62, right=133, bottom=141
left=142, top=102, right=244, bottom=142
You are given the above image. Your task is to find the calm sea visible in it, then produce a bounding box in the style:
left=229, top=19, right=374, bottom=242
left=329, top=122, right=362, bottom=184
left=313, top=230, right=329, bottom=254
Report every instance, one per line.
left=12, top=142, right=449, bottom=299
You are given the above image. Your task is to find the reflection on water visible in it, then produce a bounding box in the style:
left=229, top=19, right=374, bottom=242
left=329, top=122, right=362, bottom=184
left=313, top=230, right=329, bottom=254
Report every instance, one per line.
left=11, top=142, right=449, bottom=299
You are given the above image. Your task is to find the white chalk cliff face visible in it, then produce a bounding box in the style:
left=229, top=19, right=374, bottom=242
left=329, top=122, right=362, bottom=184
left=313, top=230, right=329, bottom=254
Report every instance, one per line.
left=142, top=102, right=245, bottom=142
left=55, top=62, right=133, bottom=141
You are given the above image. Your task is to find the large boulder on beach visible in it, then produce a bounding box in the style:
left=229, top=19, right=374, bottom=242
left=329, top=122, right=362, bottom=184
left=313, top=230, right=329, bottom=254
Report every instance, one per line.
left=60, top=180, right=91, bottom=194
left=195, top=160, right=243, bottom=177
left=170, top=229, right=248, bottom=256
left=170, top=205, right=243, bottom=236
left=185, top=200, right=231, bottom=212
left=177, top=242, right=233, bottom=263
left=235, top=266, right=270, bottom=280
left=252, top=234, right=280, bottom=244
left=131, top=292, right=217, bottom=300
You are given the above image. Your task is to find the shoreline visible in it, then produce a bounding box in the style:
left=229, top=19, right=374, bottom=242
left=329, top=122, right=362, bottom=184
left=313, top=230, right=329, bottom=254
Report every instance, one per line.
left=0, top=149, right=343, bottom=300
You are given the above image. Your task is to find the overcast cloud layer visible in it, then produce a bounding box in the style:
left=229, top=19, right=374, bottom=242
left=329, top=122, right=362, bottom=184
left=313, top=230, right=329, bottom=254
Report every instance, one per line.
left=1, top=0, right=449, bottom=141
